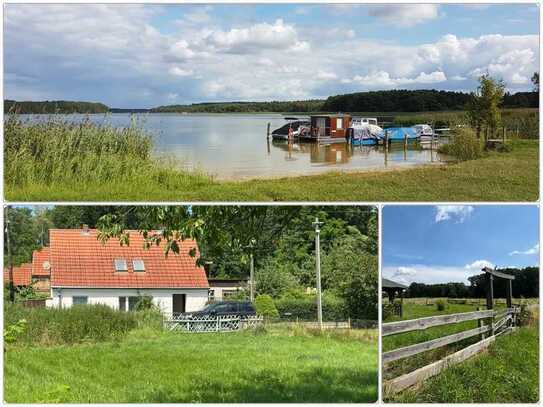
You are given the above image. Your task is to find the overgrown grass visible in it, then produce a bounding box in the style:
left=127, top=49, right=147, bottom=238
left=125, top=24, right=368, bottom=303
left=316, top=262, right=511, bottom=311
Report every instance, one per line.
left=383, top=301, right=539, bottom=402
left=4, top=328, right=378, bottom=403
left=4, top=303, right=162, bottom=346
left=5, top=118, right=538, bottom=201
left=388, top=326, right=539, bottom=403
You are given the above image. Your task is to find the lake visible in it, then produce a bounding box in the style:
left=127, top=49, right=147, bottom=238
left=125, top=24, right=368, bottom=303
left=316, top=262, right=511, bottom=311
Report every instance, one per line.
left=18, top=113, right=445, bottom=179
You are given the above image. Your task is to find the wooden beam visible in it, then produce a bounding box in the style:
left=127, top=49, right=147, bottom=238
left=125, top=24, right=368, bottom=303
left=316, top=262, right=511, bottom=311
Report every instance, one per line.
left=482, top=267, right=515, bottom=280
left=384, top=335, right=496, bottom=394
left=382, top=310, right=495, bottom=336
left=383, top=324, right=492, bottom=364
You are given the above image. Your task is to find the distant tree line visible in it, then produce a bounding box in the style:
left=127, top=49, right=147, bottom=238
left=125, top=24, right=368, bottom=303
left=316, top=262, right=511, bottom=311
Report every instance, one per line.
left=405, top=267, right=539, bottom=299
left=150, top=100, right=325, bottom=113
left=5, top=85, right=538, bottom=115
left=4, top=100, right=109, bottom=114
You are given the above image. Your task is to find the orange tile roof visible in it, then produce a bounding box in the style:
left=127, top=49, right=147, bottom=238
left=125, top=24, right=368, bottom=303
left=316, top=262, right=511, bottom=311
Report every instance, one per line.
left=32, top=247, right=51, bottom=276
left=49, top=229, right=209, bottom=289
left=3, top=263, right=32, bottom=286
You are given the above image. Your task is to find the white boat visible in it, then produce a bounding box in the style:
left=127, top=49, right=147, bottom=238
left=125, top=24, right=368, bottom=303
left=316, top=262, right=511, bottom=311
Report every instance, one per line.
left=413, top=124, right=434, bottom=137
left=271, top=119, right=310, bottom=140
left=350, top=117, right=384, bottom=138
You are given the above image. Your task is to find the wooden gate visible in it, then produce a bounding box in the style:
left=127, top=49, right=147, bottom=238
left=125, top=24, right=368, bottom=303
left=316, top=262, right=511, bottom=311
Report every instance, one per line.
left=163, top=313, right=263, bottom=333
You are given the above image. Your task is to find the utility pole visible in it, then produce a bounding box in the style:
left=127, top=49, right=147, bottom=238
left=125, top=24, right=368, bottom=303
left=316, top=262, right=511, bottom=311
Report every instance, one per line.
left=313, top=217, right=323, bottom=330
left=246, top=240, right=255, bottom=302
left=5, top=206, right=15, bottom=303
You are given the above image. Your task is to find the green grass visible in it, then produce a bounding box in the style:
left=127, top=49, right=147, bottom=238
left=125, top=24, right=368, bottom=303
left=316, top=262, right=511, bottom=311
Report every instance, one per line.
left=5, top=117, right=538, bottom=201
left=4, top=328, right=378, bottom=403
left=388, top=326, right=539, bottom=403
left=383, top=300, right=539, bottom=402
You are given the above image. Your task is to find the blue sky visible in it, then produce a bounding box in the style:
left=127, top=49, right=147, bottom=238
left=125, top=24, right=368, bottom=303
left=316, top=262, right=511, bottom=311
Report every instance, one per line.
left=4, top=4, right=539, bottom=108
left=382, top=205, right=539, bottom=285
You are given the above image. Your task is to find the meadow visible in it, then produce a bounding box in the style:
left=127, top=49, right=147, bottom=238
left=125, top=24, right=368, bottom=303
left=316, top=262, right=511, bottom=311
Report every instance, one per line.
left=3, top=304, right=378, bottom=403
left=4, top=111, right=539, bottom=202
left=382, top=299, right=539, bottom=402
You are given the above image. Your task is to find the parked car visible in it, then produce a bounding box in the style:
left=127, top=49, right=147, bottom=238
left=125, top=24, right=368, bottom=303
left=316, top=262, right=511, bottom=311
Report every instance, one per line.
left=187, top=301, right=256, bottom=319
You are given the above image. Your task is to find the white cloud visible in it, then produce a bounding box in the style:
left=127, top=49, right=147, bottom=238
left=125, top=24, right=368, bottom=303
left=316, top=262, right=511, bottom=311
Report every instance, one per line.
left=205, top=19, right=307, bottom=53
left=168, top=66, right=194, bottom=77
left=435, top=205, right=474, bottom=223
left=316, top=71, right=338, bottom=81
left=368, top=5, right=440, bottom=27
left=509, top=243, right=539, bottom=256
left=465, top=259, right=495, bottom=270
left=383, top=264, right=483, bottom=285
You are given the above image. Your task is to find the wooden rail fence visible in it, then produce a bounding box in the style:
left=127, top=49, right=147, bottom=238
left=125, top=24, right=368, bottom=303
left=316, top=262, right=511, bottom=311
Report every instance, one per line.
left=382, top=307, right=519, bottom=394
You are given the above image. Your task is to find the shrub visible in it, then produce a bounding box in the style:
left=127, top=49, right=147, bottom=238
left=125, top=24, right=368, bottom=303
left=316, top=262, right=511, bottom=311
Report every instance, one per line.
left=274, top=291, right=348, bottom=321
left=4, top=319, right=27, bottom=345
left=435, top=299, right=446, bottom=311
left=438, top=127, right=483, bottom=161
left=254, top=295, right=279, bottom=319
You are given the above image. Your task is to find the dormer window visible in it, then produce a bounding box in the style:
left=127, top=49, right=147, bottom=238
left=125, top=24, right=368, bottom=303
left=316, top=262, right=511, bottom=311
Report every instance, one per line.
left=133, top=259, right=145, bottom=272
left=114, top=259, right=128, bottom=272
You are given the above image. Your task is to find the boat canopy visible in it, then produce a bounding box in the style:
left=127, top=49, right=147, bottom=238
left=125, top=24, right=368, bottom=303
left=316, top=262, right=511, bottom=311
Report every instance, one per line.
left=383, top=127, right=418, bottom=140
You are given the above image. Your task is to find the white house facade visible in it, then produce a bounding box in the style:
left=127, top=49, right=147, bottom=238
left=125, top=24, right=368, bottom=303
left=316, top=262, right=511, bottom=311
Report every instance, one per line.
left=23, top=228, right=210, bottom=314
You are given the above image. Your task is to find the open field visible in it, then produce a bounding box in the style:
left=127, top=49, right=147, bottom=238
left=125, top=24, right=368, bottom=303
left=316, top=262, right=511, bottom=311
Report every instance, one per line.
left=4, top=327, right=378, bottom=403
left=383, top=300, right=539, bottom=402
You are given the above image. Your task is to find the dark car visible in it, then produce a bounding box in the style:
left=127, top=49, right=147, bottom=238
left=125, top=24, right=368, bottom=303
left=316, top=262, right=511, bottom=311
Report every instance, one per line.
left=189, top=301, right=256, bottom=319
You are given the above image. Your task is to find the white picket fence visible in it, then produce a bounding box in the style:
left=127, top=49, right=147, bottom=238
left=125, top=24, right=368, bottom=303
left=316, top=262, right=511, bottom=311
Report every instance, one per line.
left=163, top=313, right=263, bottom=333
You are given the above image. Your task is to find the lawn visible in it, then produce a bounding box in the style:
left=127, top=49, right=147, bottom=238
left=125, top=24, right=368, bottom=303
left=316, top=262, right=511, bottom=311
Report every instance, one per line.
left=6, top=139, right=538, bottom=202
left=383, top=300, right=539, bottom=402
left=4, top=328, right=378, bottom=403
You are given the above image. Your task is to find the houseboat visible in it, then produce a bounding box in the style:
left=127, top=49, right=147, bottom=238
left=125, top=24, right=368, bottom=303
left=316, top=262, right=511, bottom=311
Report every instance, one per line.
left=307, top=114, right=351, bottom=143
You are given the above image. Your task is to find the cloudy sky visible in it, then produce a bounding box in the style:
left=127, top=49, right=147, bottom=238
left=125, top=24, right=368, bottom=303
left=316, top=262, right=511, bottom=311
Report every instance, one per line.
left=382, top=205, right=539, bottom=285
left=4, top=4, right=539, bottom=108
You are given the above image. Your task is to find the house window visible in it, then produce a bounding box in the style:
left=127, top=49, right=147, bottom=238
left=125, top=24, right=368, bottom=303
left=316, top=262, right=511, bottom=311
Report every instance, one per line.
left=132, top=259, right=145, bottom=272
left=128, top=296, right=141, bottom=311
left=223, top=289, right=238, bottom=298
left=119, top=296, right=127, bottom=311
left=73, top=296, right=88, bottom=305
left=208, top=289, right=215, bottom=302
left=114, top=259, right=128, bottom=272
left=336, top=118, right=343, bottom=129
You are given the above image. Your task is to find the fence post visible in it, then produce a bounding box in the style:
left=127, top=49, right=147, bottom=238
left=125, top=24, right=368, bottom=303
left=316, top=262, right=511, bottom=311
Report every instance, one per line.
left=506, top=279, right=513, bottom=309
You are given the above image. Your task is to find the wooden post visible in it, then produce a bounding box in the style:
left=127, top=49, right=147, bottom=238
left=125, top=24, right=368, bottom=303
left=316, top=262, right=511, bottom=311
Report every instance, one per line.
left=486, top=273, right=494, bottom=336
left=486, top=273, right=494, bottom=310
left=506, top=279, right=512, bottom=309
left=404, top=133, right=408, bottom=150
left=502, top=126, right=506, bottom=144
left=477, top=307, right=485, bottom=340
left=266, top=122, right=270, bottom=140
left=384, top=130, right=389, bottom=152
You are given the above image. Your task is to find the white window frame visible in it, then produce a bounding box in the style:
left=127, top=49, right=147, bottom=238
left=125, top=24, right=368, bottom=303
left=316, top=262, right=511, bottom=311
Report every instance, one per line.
left=114, top=259, right=128, bottom=272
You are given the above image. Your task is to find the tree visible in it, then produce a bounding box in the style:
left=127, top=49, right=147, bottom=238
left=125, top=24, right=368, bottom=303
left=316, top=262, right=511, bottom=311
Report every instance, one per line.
left=467, top=74, right=505, bottom=139
left=4, top=207, right=41, bottom=266
left=531, top=72, right=539, bottom=93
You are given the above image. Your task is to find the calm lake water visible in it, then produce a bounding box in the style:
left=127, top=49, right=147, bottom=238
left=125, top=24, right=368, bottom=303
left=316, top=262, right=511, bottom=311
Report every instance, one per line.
left=20, top=113, right=445, bottom=179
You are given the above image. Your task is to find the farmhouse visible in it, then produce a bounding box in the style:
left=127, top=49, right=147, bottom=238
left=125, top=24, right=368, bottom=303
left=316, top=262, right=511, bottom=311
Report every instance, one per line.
left=5, top=228, right=210, bottom=313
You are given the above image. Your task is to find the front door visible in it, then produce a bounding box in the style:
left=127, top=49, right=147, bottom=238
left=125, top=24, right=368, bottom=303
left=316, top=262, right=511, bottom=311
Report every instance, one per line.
left=172, top=294, right=186, bottom=314
left=316, top=117, right=326, bottom=138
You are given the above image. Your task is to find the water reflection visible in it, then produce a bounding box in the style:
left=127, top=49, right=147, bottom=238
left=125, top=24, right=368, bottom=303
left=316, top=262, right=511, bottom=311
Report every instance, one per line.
left=18, top=113, right=445, bottom=180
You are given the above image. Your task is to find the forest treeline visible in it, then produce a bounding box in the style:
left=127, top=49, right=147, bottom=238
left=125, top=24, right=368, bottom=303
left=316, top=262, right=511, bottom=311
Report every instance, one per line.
left=4, top=100, right=109, bottom=114
left=5, top=89, right=538, bottom=114
left=405, top=267, right=539, bottom=299
left=5, top=205, right=378, bottom=320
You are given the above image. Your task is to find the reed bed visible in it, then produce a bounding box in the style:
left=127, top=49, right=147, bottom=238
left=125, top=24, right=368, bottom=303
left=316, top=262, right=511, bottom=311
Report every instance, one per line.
left=4, top=116, right=213, bottom=195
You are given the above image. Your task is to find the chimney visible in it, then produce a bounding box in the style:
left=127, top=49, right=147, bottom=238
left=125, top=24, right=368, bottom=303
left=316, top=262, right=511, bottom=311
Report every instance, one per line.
left=81, top=224, right=90, bottom=235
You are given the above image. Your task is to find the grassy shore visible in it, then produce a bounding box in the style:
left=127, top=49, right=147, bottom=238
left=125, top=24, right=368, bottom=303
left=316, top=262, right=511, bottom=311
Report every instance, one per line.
left=5, top=117, right=538, bottom=201
left=4, top=328, right=378, bottom=403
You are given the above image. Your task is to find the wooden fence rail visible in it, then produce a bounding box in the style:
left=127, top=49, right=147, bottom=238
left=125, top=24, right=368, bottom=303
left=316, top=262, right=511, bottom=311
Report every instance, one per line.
left=383, top=307, right=519, bottom=394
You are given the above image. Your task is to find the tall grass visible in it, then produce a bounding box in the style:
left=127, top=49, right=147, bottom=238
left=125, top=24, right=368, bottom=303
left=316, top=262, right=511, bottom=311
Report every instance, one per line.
left=4, top=303, right=162, bottom=346
left=4, top=116, right=212, bottom=193
left=438, top=127, right=483, bottom=161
